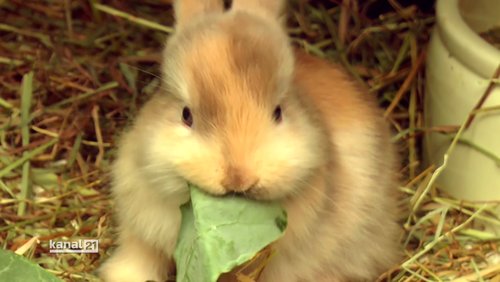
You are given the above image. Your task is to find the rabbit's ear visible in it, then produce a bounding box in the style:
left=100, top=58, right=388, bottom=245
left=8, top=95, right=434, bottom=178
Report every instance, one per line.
left=231, top=0, right=285, bottom=19
left=174, top=0, right=224, bottom=28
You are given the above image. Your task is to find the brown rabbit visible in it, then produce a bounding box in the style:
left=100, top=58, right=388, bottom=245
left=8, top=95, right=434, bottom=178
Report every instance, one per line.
left=99, top=0, right=401, bottom=281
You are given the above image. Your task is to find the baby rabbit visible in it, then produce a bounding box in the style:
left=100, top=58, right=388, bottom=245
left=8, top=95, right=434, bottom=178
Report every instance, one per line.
left=99, top=0, right=401, bottom=281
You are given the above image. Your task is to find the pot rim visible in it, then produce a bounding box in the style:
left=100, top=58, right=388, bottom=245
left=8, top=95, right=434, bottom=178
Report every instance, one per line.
left=436, top=0, right=500, bottom=78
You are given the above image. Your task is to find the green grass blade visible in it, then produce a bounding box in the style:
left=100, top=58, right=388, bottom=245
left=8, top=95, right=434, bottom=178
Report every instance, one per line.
left=17, top=71, right=33, bottom=216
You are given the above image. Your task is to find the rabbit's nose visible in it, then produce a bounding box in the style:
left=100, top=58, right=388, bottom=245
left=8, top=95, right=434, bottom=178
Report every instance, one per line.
left=221, top=165, right=258, bottom=193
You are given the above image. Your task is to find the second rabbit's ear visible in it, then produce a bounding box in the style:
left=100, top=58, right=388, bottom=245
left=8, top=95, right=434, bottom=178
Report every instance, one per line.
left=174, top=0, right=224, bottom=28
left=231, top=0, right=285, bottom=19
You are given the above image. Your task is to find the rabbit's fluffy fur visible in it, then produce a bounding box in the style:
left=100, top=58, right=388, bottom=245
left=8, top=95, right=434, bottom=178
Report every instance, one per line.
left=99, top=0, right=401, bottom=281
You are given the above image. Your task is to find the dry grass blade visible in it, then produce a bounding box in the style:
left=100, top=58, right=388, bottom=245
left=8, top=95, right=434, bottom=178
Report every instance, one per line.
left=93, top=3, right=174, bottom=34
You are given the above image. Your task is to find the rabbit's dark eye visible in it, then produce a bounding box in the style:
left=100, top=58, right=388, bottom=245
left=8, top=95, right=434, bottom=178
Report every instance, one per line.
left=182, top=107, right=193, bottom=127
left=223, top=0, right=232, bottom=10
left=273, top=105, right=282, bottom=123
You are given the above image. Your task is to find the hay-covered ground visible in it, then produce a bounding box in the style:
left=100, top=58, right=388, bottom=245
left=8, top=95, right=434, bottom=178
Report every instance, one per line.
left=1, top=0, right=499, bottom=281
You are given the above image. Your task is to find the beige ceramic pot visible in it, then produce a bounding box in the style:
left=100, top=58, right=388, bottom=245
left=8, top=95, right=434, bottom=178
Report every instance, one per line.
left=425, top=0, right=500, bottom=201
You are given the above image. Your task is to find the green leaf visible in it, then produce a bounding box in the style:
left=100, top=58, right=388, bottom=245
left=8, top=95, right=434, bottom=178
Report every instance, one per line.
left=31, top=168, right=59, bottom=189
left=0, top=248, right=63, bottom=282
left=175, top=185, right=287, bottom=282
